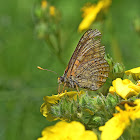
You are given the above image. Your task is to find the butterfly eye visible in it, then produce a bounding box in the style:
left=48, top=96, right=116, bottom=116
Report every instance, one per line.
left=58, top=76, right=64, bottom=84
left=59, top=76, right=64, bottom=82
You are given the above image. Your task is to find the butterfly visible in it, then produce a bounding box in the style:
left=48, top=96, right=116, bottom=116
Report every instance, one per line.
left=58, top=29, right=110, bottom=92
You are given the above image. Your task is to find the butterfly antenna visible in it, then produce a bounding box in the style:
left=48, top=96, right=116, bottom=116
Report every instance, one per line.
left=37, top=66, right=59, bottom=76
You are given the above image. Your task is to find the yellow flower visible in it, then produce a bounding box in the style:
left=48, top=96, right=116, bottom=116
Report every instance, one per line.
left=40, top=91, right=85, bottom=121
left=125, top=67, right=140, bottom=80
left=49, top=6, right=55, bottom=16
left=109, top=78, right=140, bottom=99
left=37, top=121, right=97, bottom=140
left=99, top=109, right=130, bottom=140
left=78, top=0, right=112, bottom=32
left=99, top=99, right=140, bottom=140
left=41, top=0, right=47, bottom=9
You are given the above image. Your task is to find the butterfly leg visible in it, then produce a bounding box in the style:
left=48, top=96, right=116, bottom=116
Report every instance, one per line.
left=75, top=84, right=80, bottom=93
left=61, top=82, right=66, bottom=93
left=58, top=84, right=61, bottom=94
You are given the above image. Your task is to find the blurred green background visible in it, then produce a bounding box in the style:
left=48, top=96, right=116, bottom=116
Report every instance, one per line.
left=0, top=0, right=140, bottom=140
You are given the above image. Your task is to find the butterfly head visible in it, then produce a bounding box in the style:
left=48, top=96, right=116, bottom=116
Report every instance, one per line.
left=58, top=76, right=64, bottom=84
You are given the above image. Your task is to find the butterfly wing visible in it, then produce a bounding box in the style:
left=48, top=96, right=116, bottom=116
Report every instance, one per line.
left=65, top=29, right=109, bottom=90
left=74, top=57, right=109, bottom=90
left=64, top=29, right=102, bottom=78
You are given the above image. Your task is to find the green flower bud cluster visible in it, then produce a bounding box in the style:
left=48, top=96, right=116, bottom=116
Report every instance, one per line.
left=49, top=92, right=121, bottom=130
left=105, top=54, right=125, bottom=80
left=33, top=0, right=61, bottom=39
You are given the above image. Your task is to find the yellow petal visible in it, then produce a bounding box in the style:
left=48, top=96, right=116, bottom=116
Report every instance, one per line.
left=80, top=131, right=97, bottom=140
left=43, top=95, right=60, bottom=104
left=78, top=0, right=112, bottom=32
left=125, top=67, right=140, bottom=75
left=43, top=91, right=84, bottom=104
left=41, top=0, right=47, bottom=9
left=99, top=113, right=130, bottom=140
left=111, top=78, right=140, bottom=99
left=49, top=6, right=55, bottom=16
left=100, top=100, right=140, bottom=140
left=38, top=121, right=97, bottom=140
left=78, top=1, right=104, bottom=31
left=40, top=103, right=59, bottom=121
left=125, top=67, right=140, bottom=80
left=109, top=86, right=116, bottom=94
left=134, top=99, right=140, bottom=106
left=128, top=84, right=140, bottom=93
left=123, top=79, right=131, bottom=84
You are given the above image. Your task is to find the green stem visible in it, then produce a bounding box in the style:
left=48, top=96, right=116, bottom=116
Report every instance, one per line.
left=45, top=32, right=66, bottom=66
left=46, top=35, right=57, bottom=55
left=55, top=29, right=66, bottom=66
left=56, top=29, right=62, bottom=56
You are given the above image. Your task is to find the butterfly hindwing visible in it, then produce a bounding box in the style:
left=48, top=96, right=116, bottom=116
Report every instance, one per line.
left=74, top=57, right=109, bottom=90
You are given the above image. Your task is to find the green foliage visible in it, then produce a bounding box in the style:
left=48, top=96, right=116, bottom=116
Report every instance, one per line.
left=50, top=93, right=121, bottom=129
left=0, top=0, right=140, bottom=140
left=120, top=119, right=140, bottom=140
left=105, top=54, right=125, bottom=80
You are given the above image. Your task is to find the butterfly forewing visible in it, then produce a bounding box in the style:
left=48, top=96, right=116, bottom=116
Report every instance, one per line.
left=64, top=29, right=102, bottom=77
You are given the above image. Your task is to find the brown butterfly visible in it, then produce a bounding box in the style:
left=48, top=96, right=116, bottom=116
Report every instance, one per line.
left=58, top=29, right=110, bottom=92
